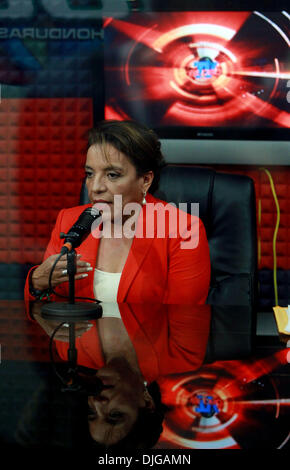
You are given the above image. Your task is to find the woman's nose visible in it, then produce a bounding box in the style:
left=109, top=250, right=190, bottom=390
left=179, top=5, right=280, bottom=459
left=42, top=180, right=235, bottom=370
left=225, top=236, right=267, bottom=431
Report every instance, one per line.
left=90, top=175, right=107, bottom=193
left=93, top=393, right=109, bottom=404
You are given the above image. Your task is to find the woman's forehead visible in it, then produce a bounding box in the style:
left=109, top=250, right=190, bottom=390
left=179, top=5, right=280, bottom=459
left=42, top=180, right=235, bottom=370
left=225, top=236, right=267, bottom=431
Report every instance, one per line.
left=86, top=143, right=130, bottom=168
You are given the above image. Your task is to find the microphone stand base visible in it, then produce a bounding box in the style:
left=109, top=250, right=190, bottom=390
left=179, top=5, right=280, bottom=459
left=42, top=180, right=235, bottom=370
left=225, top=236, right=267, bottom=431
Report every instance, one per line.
left=41, top=302, right=102, bottom=322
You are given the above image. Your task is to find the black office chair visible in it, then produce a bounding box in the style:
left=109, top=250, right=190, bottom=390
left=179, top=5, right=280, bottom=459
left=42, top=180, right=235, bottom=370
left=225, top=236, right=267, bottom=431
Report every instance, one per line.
left=154, top=165, right=258, bottom=361
left=80, top=164, right=258, bottom=361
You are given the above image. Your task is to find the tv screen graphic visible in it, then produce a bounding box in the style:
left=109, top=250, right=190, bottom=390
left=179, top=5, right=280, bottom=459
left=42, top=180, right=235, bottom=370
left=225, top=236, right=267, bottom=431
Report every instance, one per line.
left=104, top=11, right=290, bottom=140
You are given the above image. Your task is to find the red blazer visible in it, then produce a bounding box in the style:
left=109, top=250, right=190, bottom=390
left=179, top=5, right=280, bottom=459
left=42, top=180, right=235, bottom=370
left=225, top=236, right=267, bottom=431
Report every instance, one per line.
left=25, top=193, right=211, bottom=309
left=54, top=303, right=211, bottom=382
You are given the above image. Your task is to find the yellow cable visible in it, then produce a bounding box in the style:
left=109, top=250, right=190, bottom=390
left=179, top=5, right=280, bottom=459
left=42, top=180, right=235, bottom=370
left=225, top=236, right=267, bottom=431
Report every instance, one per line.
left=258, top=198, right=261, bottom=267
left=259, top=168, right=280, bottom=306
left=257, top=197, right=261, bottom=298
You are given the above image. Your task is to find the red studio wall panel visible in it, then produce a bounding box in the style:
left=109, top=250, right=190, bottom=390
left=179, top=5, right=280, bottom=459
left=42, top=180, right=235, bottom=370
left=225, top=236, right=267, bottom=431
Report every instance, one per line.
left=0, top=98, right=93, bottom=265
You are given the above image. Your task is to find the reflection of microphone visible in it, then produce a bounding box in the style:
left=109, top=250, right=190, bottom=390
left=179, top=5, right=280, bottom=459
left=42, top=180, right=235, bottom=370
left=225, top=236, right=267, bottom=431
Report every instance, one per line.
left=60, top=207, right=102, bottom=255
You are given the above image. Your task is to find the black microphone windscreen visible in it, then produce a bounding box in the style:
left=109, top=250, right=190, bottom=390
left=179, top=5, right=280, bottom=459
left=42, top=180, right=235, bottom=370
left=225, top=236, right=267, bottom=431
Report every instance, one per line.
left=62, top=207, right=101, bottom=251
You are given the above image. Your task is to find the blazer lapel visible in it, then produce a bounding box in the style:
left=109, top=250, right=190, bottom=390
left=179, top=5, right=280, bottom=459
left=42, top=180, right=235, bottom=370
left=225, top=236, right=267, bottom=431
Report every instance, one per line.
left=117, top=196, right=156, bottom=302
left=76, top=195, right=159, bottom=302
left=75, top=215, right=152, bottom=303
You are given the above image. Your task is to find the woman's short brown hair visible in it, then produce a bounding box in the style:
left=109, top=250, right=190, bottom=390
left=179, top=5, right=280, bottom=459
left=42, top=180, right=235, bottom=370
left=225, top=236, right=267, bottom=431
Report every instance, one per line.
left=87, top=120, right=166, bottom=194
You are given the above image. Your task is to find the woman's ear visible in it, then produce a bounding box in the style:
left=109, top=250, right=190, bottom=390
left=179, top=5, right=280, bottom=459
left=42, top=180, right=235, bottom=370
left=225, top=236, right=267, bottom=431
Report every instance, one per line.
left=142, top=171, right=154, bottom=193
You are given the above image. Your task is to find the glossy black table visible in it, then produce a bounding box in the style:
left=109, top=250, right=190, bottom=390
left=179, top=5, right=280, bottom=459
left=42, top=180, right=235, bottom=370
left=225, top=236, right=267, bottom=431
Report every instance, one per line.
left=0, top=300, right=289, bottom=453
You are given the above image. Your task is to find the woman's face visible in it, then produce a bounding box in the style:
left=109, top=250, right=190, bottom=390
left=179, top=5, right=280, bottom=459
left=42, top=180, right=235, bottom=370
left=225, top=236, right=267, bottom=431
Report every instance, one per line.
left=85, top=143, right=153, bottom=224
left=87, top=366, right=152, bottom=445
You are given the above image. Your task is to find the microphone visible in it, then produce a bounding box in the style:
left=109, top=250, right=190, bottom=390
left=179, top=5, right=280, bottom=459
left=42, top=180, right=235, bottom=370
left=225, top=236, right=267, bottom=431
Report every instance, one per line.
left=60, top=207, right=102, bottom=255
left=41, top=206, right=103, bottom=321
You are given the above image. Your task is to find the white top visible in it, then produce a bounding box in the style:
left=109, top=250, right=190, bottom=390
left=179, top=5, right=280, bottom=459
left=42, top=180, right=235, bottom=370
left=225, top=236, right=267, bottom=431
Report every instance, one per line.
left=93, top=268, right=122, bottom=318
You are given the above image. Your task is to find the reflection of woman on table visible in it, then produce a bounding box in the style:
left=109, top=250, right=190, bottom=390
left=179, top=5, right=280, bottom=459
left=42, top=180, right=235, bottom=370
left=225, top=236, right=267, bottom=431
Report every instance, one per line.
left=25, top=120, right=210, bottom=308
left=87, top=313, right=160, bottom=448
left=33, top=302, right=210, bottom=448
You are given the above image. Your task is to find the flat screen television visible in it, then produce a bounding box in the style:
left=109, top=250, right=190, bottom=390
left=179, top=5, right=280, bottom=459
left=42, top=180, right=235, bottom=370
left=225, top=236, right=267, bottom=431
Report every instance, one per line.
left=103, top=9, right=290, bottom=164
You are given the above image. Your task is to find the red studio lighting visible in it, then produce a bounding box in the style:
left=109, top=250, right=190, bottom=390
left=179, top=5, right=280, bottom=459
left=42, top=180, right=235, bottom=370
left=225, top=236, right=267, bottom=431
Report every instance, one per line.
left=104, top=11, right=290, bottom=134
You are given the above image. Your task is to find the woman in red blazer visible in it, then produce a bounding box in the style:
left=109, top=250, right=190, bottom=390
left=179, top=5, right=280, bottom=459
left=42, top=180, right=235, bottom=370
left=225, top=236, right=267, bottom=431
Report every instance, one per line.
left=24, top=119, right=211, bottom=448
left=25, top=120, right=211, bottom=309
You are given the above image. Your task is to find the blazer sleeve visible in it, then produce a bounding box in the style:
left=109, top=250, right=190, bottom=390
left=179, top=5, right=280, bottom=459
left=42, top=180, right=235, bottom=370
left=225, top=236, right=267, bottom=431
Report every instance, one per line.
left=163, top=216, right=211, bottom=304
left=24, top=209, right=66, bottom=318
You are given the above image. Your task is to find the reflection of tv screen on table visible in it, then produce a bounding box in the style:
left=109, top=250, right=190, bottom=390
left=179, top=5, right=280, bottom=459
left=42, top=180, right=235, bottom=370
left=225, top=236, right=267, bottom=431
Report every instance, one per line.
left=104, top=11, right=290, bottom=143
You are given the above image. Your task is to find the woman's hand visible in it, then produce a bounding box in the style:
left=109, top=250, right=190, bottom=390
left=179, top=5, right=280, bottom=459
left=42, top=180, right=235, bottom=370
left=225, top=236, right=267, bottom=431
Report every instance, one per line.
left=31, top=254, right=93, bottom=291
left=33, top=311, right=93, bottom=342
